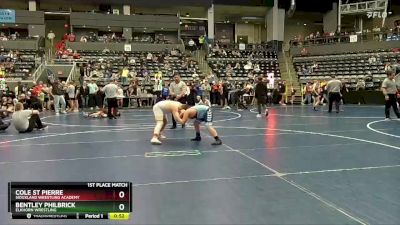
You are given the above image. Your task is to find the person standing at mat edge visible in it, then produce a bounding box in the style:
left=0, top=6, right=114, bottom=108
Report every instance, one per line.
left=102, top=80, right=119, bottom=119
left=381, top=70, right=400, bottom=120
left=326, top=75, right=342, bottom=113
left=169, top=74, right=187, bottom=129
left=254, top=77, right=269, bottom=118
left=12, top=102, right=47, bottom=133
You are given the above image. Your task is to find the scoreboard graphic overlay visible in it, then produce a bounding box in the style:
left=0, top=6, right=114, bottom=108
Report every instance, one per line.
left=8, top=182, right=132, bottom=220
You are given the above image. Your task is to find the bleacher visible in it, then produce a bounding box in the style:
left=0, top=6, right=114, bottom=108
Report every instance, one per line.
left=207, top=49, right=280, bottom=81
left=54, top=50, right=202, bottom=86
left=0, top=49, right=39, bottom=80
left=294, top=50, right=400, bottom=89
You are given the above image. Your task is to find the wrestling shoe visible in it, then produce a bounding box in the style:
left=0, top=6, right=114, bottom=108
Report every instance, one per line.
left=191, top=136, right=202, bottom=141
left=265, top=109, right=269, bottom=117
left=37, top=125, right=48, bottom=130
left=151, top=137, right=162, bottom=145
left=211, top=139, right=222, bottom=145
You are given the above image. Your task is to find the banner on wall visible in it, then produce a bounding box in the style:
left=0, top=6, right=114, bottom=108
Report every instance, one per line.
left=349, top=35, right=358, bottom=43
left=124, top=44, right=131, bottom=52
left=239, top=43, right=246, bottom=50
left=0, top=9, right=16, bottom=23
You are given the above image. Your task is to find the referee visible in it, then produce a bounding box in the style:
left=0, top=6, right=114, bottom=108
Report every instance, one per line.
left=381, top=70, right=400, bottom=120
left=102, top=80, right=119, bottom=119
left=326, top=75, right=342, bottom=113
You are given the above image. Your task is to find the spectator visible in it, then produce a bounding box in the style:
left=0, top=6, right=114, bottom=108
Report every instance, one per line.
left=211, top=81, right=220, bottom=106
left=68, top=33, right=76, bottom=42
left=198, top=35, right=205, bottom=49
left=87, top=80, right=99, bottom=110
left=356, top=79, right=366, bottom=105
left=0, top=109, right=10, bottom=131
left=14, top=81, right=24, bottom=96
left=121, top=67, right=129, bottom=85
left=102, top=47, right=110, bottom=54
left=66, top=81, right=77, bottom=112
left=80, top=36, right=87, bottom=43
left=12, top=102, right=47, bottom=133
left=186, top=83, right=197, bottom=106
left=301, top=48, right=308, bottom=56
left=188, top=39, right=196, bottom=52
left=52, top=79, right=67, bottom=115
left=311, top=61, right=318, bottom=72
left=161, top=81, right=169, bottom=100
left=303, top=82, right=312, bottom=104
left=201, top=80, right=211, bottom=101
left=78, top=81, right=89, bottom=109
left=254, top=77, right=269, bottom=118
left=146, top=52, right=153, bottom=61
left=221, top=80, right=230, bottom=109
left=278, top=80, right=286, bottom=105
left=116, top=84, right=124, bottom=108
left=289, top=85, right=296, bottom=105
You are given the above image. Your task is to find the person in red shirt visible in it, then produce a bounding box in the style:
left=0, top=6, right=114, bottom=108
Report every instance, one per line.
left=72, top=50, right=80, bottom=59
left=31, top=82, right=43, bottom=98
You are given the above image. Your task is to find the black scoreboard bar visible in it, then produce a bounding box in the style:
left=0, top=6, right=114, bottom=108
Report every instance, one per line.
left=9, top=182, right=132, bottom=220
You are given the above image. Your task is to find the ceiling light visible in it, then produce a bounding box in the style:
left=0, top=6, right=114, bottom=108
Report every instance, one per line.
left=185, top=13, right=189, bottom=17
left=15, top=24, right=18, bottom=27
left=244, top=21, right=249, bottom=24
left=179, top=21, right=182, bottom=25
left=303, top=23, right=307, bottom=26
left=226, top=20, right=230, bottom=23
left=144, top=27, right=147, bottom=30
left=161, top=28, right=164, bottom=30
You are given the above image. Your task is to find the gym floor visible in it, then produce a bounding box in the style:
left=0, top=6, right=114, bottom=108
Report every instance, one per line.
left=0, top=105, right=399, bottom=225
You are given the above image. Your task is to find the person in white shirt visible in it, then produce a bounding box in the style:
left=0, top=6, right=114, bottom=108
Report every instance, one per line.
left=151, top=100, right=188, bottom=145
left=244, top=61, right=253, bottom=70
left=80, top=36, right=87, bottom=43
left=116, top=85, right=124, bottom=108
left=188, top=39, right=196, bottom=52
left=146, top=53, right=152, bottom=61
left=12, top=103, right=47, bottom=133
left=47, top=30, right=55, bottom=46
left=102, top=80, right=119, bottom=119
left=66, top=82, right=76, bottom=112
